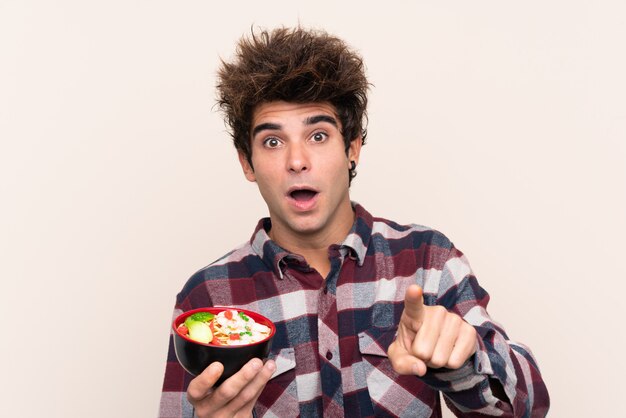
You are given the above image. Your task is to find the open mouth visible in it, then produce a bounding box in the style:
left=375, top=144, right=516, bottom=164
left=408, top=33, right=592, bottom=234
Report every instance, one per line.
left=288, top=187, right=319, bottom=202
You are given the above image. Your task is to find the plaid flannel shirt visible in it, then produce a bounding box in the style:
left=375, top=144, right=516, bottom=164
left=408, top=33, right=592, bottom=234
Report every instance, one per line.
left=159, top=204, right=549, bottom=417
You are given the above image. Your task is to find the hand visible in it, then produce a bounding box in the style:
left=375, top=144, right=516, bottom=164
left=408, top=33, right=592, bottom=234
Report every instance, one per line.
left=388, top=285, right=477, bottom=376
left=187, top=358, right=276, bottom=418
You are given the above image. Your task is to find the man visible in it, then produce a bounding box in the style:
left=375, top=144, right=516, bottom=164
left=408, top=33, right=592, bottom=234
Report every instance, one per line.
left=160, top=27, right=549, bottom=417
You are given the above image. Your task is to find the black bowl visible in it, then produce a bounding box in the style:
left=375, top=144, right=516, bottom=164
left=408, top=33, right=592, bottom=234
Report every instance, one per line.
left=172, top=307, right=275, bottom=386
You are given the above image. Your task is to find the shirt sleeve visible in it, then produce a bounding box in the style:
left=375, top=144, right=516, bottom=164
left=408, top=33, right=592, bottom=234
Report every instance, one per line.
left=158, top=306, right=196, bottom=418
left=419, top=244, right=550, bottom=417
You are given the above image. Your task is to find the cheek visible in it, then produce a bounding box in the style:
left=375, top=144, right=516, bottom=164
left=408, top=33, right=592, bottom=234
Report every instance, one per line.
left=254, top=170, right=282, bottom=194
left=325, top=156, right=350, bottom=176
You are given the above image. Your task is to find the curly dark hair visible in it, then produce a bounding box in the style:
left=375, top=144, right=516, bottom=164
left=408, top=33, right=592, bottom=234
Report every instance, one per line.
left=216, top=26, right=369, bottom=181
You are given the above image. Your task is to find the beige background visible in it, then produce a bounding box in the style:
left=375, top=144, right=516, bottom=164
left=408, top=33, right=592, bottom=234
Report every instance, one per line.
left=1, top=1, right=625, bottom=417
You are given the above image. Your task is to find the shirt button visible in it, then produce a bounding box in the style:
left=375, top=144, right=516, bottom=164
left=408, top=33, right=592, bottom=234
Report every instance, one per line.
left=325, top=351, right=333, bottom=360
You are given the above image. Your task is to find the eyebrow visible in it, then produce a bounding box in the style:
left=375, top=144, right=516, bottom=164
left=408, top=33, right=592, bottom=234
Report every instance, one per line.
left=251, top=122, right=281, bottom=138
left=251, top=114, right=339, bottom=138
left=304, top=115, right=339, bottom=127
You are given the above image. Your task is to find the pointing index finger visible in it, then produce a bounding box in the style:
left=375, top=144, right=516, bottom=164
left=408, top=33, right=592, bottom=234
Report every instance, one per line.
left=403, top=284, right=425, bottom=323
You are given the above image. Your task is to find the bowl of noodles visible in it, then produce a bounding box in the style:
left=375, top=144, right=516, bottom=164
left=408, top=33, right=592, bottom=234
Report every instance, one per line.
left=172, top=307, right=275, bottom=385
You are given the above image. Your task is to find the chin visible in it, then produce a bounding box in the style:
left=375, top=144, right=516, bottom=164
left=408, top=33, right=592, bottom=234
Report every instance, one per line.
left=291, top=223, right=323, bottom=235
left=288, top=218, right=326, bottom=235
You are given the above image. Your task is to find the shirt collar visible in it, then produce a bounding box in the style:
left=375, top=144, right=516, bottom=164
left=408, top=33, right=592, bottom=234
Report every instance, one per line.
left=249, top=202, right=374, bottom=278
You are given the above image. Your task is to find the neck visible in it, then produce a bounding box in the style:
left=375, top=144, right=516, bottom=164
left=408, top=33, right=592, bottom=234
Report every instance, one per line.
left=268, top=201, right=355, bottom=278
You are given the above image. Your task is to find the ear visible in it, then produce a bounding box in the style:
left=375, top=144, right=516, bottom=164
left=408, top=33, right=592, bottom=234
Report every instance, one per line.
left=238, top=151, right=256, bottom=182
left=347, top=136, right=363, bottom=168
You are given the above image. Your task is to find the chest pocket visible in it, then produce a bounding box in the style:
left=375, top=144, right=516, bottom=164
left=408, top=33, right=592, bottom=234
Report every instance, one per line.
left=358, top=327, right=436, bottom=418
left=255, top=348, right=299, bottom=417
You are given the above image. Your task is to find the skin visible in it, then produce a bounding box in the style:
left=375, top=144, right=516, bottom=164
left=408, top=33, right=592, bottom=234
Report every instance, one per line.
left=388, top=285, right=478, bottom=376
left=187, top=359, right=276, bottom=418
left=239, top=101, right=362, bottom=278
left=187, top=101, right=478, bottom=416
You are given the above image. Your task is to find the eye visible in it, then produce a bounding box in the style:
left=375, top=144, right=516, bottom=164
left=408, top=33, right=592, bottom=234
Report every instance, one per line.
left=310, top=132, right=328, bottom=143
left=263, top=137, right=282, bottom=148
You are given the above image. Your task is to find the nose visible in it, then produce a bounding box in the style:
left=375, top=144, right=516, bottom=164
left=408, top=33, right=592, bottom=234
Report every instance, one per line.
left=286, top=143, right=310, bottom=173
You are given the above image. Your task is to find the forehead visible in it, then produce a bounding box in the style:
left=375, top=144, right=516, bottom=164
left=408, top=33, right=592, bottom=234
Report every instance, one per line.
left=251, top=101, right=340, bottom=126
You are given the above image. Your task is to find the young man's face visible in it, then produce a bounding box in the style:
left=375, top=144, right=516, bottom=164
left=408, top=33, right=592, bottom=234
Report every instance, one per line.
left=239, top=101, right=361, bottom=246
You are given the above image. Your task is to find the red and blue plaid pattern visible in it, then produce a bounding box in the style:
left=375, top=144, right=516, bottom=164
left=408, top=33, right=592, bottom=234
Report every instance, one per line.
left=160, top=204, right=549, bottom=417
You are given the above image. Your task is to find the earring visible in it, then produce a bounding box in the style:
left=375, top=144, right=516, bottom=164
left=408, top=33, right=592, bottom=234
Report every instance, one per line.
left=350, top=161, right=356, bottom=170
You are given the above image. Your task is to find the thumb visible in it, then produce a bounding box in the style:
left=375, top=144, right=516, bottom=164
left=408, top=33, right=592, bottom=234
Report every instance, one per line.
left=187, top=362, right=223, bottom=402
left=402, top=284, right=425, bottom=324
